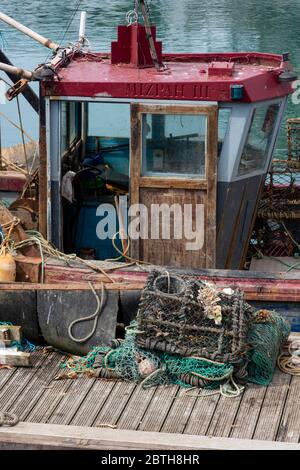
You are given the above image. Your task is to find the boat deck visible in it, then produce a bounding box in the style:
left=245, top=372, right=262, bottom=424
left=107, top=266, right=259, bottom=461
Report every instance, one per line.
left=0, top=348, right=300, bottom=450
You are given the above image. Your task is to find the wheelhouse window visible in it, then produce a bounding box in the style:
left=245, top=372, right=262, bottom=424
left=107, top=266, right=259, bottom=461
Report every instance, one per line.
left=237, top=103, right=280, bottom=176
left=87, top=102, right=130, bottom=180
left=141, top=113, right=207, bottom=178
left=218, top=108, right=231, bottom=156
left=60, top=101, right=81, bottom=155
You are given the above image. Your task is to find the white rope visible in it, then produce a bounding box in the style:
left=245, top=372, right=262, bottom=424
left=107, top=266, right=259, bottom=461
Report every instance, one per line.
left=278, top=339, right=300, bottom=376
left=68, top=282, right=105, bottom=344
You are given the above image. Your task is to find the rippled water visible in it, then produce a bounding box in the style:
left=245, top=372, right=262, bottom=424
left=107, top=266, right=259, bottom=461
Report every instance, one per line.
left=1, top=0, right=300, bottom=154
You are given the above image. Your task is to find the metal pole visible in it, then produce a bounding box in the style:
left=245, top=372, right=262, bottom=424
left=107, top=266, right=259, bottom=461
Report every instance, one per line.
left=0, top=62, right=34, bottom=80
left=0, top=50, right=39, bottom=114
left=79, top=11, right=87, bottom=43
left=0, top=11, right=59, bottom=51
left=138, top=0, right=166, bottom=71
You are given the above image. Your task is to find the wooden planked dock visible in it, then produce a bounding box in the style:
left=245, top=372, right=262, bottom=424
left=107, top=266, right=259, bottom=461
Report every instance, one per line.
left=0, top=348, right=300, bottom=450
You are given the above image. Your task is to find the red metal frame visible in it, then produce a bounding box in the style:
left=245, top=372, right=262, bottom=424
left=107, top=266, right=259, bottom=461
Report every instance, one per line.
left=0, top=171, right=26, bottom=192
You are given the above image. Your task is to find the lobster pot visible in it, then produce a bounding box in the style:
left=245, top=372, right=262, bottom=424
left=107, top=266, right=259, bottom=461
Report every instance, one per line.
left=136, top=270, right=253, bottom=366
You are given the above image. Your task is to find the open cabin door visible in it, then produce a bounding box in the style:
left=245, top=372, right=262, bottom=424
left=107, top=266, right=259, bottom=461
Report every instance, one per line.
left=130, top=103, right=218, bottom=269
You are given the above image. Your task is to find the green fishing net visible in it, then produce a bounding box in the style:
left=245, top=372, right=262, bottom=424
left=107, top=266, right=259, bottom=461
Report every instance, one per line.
left=247, top=310, right=291, bottom=385
left=61, top=321, right=235, bottom=390
left=61, top=272, right=291, bottom=391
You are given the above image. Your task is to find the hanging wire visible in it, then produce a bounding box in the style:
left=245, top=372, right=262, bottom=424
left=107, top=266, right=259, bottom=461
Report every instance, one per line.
left=44, top=0, right=82, bottom=63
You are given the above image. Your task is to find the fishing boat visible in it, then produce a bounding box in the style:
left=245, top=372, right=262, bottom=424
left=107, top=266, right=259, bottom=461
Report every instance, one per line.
left=0, top=3, right=300, bottom=450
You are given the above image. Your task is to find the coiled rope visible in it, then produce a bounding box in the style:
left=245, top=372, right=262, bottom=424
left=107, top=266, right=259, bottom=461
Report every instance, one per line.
left=277, top=339, right=300, bottom=376
left=0, top=411, right=19, bottom=427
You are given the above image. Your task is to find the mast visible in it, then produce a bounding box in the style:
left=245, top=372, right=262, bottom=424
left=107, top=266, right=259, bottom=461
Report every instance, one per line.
left=138, top=0, right=166, bottom=71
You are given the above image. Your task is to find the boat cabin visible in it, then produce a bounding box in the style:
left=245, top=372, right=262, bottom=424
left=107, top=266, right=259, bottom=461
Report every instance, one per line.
left=40, top=23, right=294, bottom=270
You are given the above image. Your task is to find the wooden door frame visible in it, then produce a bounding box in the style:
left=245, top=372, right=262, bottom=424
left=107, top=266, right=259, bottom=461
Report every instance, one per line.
left=130, top=103, right=218, bottom=268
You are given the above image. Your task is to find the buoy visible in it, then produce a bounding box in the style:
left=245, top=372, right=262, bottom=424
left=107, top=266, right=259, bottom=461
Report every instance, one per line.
left=0, top=251, right=16, bottom=282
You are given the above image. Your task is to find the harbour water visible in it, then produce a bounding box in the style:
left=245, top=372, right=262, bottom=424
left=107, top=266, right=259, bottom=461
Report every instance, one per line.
left=1, top=0, right=300, bottom=156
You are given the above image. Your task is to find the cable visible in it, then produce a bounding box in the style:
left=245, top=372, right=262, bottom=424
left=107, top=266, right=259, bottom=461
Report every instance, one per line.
left=44, top=0, right=81, bottom=63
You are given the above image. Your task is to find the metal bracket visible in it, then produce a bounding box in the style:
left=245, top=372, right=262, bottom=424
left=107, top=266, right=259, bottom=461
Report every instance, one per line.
left=6, top=79, right=29, bottom=101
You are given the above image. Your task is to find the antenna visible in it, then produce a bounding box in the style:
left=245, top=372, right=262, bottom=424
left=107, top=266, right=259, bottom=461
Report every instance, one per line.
left=79, top=11, right=87, bottom=44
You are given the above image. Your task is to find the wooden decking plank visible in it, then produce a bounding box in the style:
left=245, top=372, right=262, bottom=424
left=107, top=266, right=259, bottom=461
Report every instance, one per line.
left=0, top=352, right=49, bottom=411
left=206, top=393, right=242, bottom=437
left=229, top=384, right=267, bottom=440
left=117, top=385, right=157, bottom=430
left=184, top=392, right=220, bottom=436
left=93, top=381, right=136, bottom=428
left=70, top=380, right=116, bottom=427
left=0, top=364, right=17, bottom=389
left=48, top=375, right=96, bottom=425
left=26, top=377, right=73, bottom=424
left=138, top=385, right=179, bottom=432
left=161, top=388, right=198, bottom=434
left=276, top=375, right=300, bottom=443
left=253, top=369, right=291, bottom=442
left=1, top=422, right=300, bottom=450
left=8, top=352, right=65, bottom=420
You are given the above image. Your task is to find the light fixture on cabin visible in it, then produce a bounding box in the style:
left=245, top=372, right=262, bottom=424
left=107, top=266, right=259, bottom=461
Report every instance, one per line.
left=278, top=53, right=298, bottom=83
left=230, top=84, right=244, bottom=100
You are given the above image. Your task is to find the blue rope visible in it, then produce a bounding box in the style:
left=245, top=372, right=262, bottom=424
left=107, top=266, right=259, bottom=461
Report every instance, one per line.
left=0, top=322, right=37, bottom=352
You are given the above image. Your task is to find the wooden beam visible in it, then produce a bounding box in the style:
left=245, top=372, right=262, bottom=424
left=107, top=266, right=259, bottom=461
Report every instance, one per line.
left=0, top=422, right=299, bottom=450
left=0, top=282, right=145, bottom=291
left=139, top=177, right=207, bottom=190
left=0, top=325, right=21, bottom=342
left=0, top=350, right=31, bottom=367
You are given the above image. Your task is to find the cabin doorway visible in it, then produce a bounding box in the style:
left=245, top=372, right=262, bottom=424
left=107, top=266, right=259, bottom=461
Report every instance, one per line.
left=57, top=101, right=131, bottom=261
left=49, top=100, right=218, bottom=268
left=130, top=103, right=218, bottom=269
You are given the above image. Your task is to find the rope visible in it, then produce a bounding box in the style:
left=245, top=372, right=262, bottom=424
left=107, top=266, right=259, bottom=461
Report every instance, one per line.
left=183, top=374, right=245, bottom=398
left=0, top=155, right=28, bottom=175
left=68, top=282, right=105, bottom=344
left=220, top=375, right=245, bottom=398
left=106, top=231, right=151, bottom=267
left=277, top=340, right=300, bottom=376
left=14, top=230, right=116, bottom=284
left=0, top=110, right=35, bottom=143
left=0, top=411, right=19, bottom=427
left=0, top=217, right=20, bottom=256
